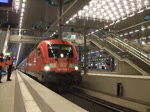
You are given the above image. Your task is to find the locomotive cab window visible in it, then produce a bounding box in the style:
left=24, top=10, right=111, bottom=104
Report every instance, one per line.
left=37, top=48, right=42, bottom=57
left=48, top=44, right=74, bottom=58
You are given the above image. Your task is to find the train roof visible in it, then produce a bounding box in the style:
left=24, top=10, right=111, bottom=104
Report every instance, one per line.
left=39, top=39, right=73, bottom=46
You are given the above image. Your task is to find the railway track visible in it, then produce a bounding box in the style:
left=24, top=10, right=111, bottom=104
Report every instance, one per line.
left=58, top=87, right=138, bottom=112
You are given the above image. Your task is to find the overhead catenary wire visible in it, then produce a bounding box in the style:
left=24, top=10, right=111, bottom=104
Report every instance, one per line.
left=43, top=0, right=79, bottom=37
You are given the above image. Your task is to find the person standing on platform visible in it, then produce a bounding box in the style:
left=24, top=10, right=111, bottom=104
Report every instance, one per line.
left=6, top=52, right=13, bottom=81
left=0, top=53, right=5, bottom=83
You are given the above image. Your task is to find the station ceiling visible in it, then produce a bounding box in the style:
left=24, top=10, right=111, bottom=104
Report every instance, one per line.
left=0, top=0, right=90, bottom=65
left=0, top=0, right=90, bottom=29
left=0, top=0, right=150, bottom=65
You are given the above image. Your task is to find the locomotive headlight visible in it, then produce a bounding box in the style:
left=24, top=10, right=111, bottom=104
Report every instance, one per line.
left=75, top=66, right=79, bottom=70
left=44, top=64, right=50, bottom=71
left=60, top=53, right=64, bottom=58
left=70, top=63, right=79, bottom=70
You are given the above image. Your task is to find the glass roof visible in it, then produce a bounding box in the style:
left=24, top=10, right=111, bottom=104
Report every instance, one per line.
left=77, top=0, right=149, bottom=22
left=65, top=0, right=150, bottom=25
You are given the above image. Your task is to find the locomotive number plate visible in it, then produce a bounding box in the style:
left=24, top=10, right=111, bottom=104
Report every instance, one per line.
left=60, top=63, right=67, bottom=67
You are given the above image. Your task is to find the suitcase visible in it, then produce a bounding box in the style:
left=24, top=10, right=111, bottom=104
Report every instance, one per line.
left=0, top=70, right=7, bottom=75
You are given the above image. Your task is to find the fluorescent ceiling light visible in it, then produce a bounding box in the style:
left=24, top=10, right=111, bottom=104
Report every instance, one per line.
left=124, top=33, right=128, bottom=35
left=20, top=17, right=23, bottom=20
left=66, top=21, right=69, bottom=24
left=135, top=30, right=139, bottom=32
left=110, top=23, right=114, bottom=26
left=21, top=12, right=23, bottom=17
left=129, top=31, right=133, bottom=34
left=22, top=3, right=25, bottom=8
left=75, top=0, right=149, bottom=22
left=21, top=8, right=24, bottom=12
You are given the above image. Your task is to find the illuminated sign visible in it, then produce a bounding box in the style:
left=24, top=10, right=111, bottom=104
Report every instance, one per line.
left=0, top=0, right=8, bottom=3
left=144, top=16, right=150, bottom=20
left=13, top=62, right=16, bottom=65
left=0, top=0, right=12, bottom=7
left=6, top=52, right=11, bottom=55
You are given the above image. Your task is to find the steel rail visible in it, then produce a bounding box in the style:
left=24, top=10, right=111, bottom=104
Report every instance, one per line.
left=71, top=92, right=125, bottom=112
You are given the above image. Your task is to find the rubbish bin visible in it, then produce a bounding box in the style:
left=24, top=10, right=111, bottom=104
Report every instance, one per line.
left=117, top=83, right=123, bottom=97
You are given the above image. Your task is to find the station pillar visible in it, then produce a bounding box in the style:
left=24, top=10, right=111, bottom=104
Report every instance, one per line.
left=58, top=0, right=63, bottom=40
left=78, top=46, right=82, bottom=71
left=110, top=57, right=115, bottom=72
left=84, top=27, right=87, bottom=74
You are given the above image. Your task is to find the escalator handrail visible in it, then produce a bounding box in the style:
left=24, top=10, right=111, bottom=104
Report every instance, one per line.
left=90, top=34, right=150, bottom=65
left=104, top=33, right=150, bottom=58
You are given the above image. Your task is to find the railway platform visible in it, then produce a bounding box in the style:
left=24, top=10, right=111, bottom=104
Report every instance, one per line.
left=0, top=70, right=88, bottom=112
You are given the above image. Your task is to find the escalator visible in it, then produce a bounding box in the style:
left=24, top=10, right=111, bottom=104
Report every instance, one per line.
left=90, top=33, right=150, bottom=75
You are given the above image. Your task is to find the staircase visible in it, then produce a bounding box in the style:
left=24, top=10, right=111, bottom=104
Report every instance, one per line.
left=90, top=34, right=150, bottom=75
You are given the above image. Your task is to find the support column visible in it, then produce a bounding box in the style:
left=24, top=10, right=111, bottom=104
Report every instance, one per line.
left=78, top=46, right=81, bottom=71
left=58, top=0, right=63, bottom=40
left=84, top=27, right=87, bottom=74
left=110, top=57, right=115, bottom=72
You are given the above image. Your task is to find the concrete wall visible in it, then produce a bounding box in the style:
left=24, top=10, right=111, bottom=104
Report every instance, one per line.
left=117, top=60, right=142, bottom=75
left=81, top=74, right=150, bottom=111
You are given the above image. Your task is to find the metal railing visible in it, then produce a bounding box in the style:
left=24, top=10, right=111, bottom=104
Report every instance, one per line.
left=106, top=33, right=150, bottom=65
left=89, top=34, right=150, bottom=75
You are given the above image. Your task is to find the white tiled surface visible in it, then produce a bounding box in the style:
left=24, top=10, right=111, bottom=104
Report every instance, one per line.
left=0, top=73, right=15, bottom=112
left=17, top=74, right=41, bottom=112
left=18, top=70, right=88, bottom=112
left=0, top=71, right=88, bottom=112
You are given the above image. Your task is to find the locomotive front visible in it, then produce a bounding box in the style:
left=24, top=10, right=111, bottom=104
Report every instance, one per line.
left=41, top=40, right=82, bottom=85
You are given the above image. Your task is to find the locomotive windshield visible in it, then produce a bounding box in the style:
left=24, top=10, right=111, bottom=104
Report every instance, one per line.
left=48, top=44, right=74, bottom=58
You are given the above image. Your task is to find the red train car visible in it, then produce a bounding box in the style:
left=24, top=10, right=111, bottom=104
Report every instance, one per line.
left=18, top=39, right=82, bottom=85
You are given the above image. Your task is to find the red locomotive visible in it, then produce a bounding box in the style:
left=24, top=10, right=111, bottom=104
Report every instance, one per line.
left=18, top=39, right=82, bottom=86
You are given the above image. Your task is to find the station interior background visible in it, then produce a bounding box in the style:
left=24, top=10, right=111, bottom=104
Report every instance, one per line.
left=0, top=0, right=150, bottom=73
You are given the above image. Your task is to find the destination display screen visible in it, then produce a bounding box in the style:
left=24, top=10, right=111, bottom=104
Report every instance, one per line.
left=0, top=0, right=12, bottom=7
left=0, top=0, right=9, bottom=3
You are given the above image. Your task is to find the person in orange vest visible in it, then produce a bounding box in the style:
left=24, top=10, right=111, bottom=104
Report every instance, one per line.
left=0, top=53, right=5, bottom=83
left=6, top=52, right=13, bottom=81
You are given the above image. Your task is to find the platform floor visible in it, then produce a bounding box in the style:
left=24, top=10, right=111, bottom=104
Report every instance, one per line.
left=0, top=70, right=88, bottom=112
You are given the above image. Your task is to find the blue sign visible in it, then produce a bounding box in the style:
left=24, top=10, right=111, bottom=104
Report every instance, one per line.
left=46, top=0, right=53, bottom=5
left=0, top=70, right=6, bottom=75
left=0, top=0, right=8, bottom=3
left=46, top=22, right=50, bottom=27
left=35, top=21, right=42, bottom=26
left=144, top=16, right=150, bottom=20
left=13, top=62, right=16, bottom=65
left=13, top=56, right=16, bottom=60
